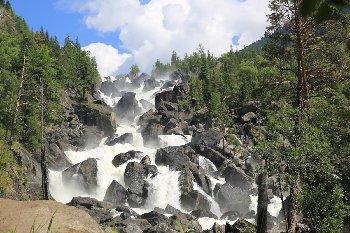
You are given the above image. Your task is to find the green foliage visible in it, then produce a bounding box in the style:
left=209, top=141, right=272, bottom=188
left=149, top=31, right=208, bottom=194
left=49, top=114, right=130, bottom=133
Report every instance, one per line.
left=129, top=64, right=140, bottom=77
left=0, top=139, right=15, bottom=195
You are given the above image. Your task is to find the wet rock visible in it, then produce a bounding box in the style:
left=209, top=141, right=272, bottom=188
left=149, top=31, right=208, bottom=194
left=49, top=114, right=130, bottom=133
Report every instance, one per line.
left=118, top=218, right=152, bottom=232
left=141, top=122, right=165, bottom=146
left=189, top=164, right=212, bottom=195
left=67, top=197, right=113, bottom=224
left=103, top=180, right=128, bottom=207
left=62, top=158, right=98, bottom=193
left=124, top=162, right=148, bottom=207
left=143, top=77, right=160, bottom=92
left=155, top=90, right=178, bottom=108
left=73, top=126, right=103, bottom=149
left=112, top=150, right=144, bottom=167
left=223, top=163, right=251, bottom=190
left=73, top=102, right=116, bottom=137
left=170, top=70, right=190, bottom=83
left=105, top=133, right=133, bottom=146
left=179, top=167, right=195, bottom=194
left=115, top=206, right=139, bottom=219
left=160, top=80, right=175, bottom=90
left=191, top=144, right=227, bottom=169
left=217, top=183, right=250, bottom=217
left=115, top=92, right=142, bottom=122
left=45, top=142, right=72, bottom=170
left=180, top=190, right=211, bottom=211
left=155, top=146, right=194, bottom=171
left=137, top=109, right=161, bottom=129
left=191, top=209, right=218, bottom=219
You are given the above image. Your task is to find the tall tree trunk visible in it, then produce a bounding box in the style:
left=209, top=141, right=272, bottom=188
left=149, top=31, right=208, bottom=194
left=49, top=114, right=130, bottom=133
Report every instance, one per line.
left=9, top=49, right=27, bottom=145
left=40, top=78, right=49, bottom=200
left=257, top=171, right=268, bottom=233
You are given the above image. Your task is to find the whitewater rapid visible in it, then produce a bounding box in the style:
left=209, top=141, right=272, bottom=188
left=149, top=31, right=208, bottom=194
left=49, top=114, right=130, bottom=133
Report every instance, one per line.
left=48, top=74, right=282, bottom=229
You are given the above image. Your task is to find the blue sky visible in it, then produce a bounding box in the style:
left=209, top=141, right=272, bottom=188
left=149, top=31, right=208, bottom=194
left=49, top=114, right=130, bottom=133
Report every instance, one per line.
left=9, top=0, right=269, bottom=77
left=9, top=0, right=122, bottom=49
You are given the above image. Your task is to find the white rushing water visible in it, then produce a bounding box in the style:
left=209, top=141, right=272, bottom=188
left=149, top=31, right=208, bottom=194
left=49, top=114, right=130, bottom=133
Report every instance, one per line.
left=49, top=74, right=282, bottom=228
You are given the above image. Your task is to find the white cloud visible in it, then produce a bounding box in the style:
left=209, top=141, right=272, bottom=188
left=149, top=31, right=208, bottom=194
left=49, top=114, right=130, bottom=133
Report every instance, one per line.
left=60, top=0, right=270, bottom=73
left=82, top=43, right=131, bottom=78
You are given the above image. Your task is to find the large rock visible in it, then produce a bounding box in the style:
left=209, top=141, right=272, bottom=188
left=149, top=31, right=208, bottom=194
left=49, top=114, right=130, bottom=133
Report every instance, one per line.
left=223, top=163, right=251, bottom=190
left=105, top=133, right=133, bottom=146
left=103, top=180, right=128, bottom=206
left=140, top=211, right=171, bottom=226
left=45, top=142, right=72, bottom=170
left=67, top=196, right=113, bottom=224
left=115, top=92, right=142, bottom=122
left=62, top=158, right=98, bottom=193
left=73, top=102, right=116, bottom=137
left=190, top=108, right=213, bottom=129
left=181, top=190, right=211, bottom=211
left=141, top=122, right=165, bottom=146
left=112, top=150, right=144, bottom=167
left=191, top=128, right=224, bottom=148
left=191, top=209, right=218, bottom=219
left=191, top=144, right=227, bottom=168
left=217, top=183, right=250, bottom=217
left=124, top=162, right=157, bottom=207
left=155, top=146, right=194, bottom=171
left=155, top=90, right=178, bottom=109
left=0, top=199, right=103, bottom=233
left=143, top=77, right=160, bottom=92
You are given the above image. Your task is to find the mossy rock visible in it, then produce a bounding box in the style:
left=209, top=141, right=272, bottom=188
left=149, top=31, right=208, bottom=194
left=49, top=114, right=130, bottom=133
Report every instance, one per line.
left=226, top=219, right=256, bottom=233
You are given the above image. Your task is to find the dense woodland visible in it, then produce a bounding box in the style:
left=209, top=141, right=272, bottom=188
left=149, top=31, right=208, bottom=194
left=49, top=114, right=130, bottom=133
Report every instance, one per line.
left=0, top=1, right=99, bottom=195
left=0, top=0, right=350, bottom=232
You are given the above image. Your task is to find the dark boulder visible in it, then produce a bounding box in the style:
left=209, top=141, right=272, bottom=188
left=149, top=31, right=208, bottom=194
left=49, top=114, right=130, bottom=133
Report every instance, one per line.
left=191, top=128, right=224, bottom=148
left=191, top=144, right=227, bottom=169
left=160, top=80, right=175, bottom=90
left=178, top=167, right=195, bottom=194
left=223, top=163, right=251, bottom=190
left=62, top=158, right=98, bottom=193
left=143, top=77, right=160, bottom=92
left=155, top=91, right=178, bottom=109
left=139, top=211, right=171, bottom=226
left=73, top=102, right=116, bottom=137
left=72, top=126, right=103, bottom=149
left=141, top=122, right=165, bottom=146
left=180, top=190, right=211, bottom=211
left=155, top=146, right=193, bottom=171
left=105, top=133, right=133, bottom=146
left=170, top=70, right=190, bottom=83
left=191, top=209, right=218, bottom=219
left=112, top=150, right=144, bottom=167
left=124, top=162, right=157, bottom=207
left=103, top=180, right=128, bottom=206
left=115, top=92, right=142, bottom=122
left=217, top=183, right=250, bottom=217
left=67, top=196, right=113, bottom=224
left=190, top=108, right=213, bottom=129
left=115, top=206, right=139, bottom=219
left=165, top=204, right=182, bottom=215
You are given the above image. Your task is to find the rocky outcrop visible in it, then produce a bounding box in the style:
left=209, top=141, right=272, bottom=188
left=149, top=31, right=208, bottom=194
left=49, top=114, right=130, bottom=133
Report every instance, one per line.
left=114, top=92, right=142, bottom=122
left=62, top=158, right=98, bottom=194
left=105, top=133, right=133, bottom=146
left=124, top=161, right=158, bottom=207
left=0, top=198, right=103, bottom=233
left=67, top=196, right=113, bottom=224
left=143, top=77, right=160, bottom=92
left=103, top=180, right=128, bottom=207
left=112, top=150, right=144, bottom=167
left=73, top=102, right=116, bottom=137
left=181, top=190, right=211, bottom=211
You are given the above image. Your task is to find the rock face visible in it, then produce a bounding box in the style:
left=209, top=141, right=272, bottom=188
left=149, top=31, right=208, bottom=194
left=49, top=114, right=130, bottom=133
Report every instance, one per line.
left=74, top=102, right=116, bottom=137
left=103, top=180, right=128, bottom=206
left=143, top=77, right=160, bottom=92
left=223, top=164, right=251, bottom=190
left=124, top=162, right=158, bottom=207
left=62, top=158, right=98, bottom=193
left=115, top=92, right=142, bottom=122
left=105, top=133, right=133, bottom=146
left=112, top=150, right=144, bottom=167
left=67, top=197, right=113, bottom=224
left=217, top=183, right=250, bottom=217
left=181, top=190, right=211, bottom=211
left=0, top=199, right=103, bottom=233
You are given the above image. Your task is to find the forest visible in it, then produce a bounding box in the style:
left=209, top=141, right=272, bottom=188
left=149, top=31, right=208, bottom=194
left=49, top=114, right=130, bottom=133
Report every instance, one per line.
left=0, top=0, right=349, bottom=232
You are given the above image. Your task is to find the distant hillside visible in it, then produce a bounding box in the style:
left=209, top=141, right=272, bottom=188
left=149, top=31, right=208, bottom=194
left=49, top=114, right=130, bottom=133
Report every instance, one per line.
left=241, top=37, right=268, bottom=53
